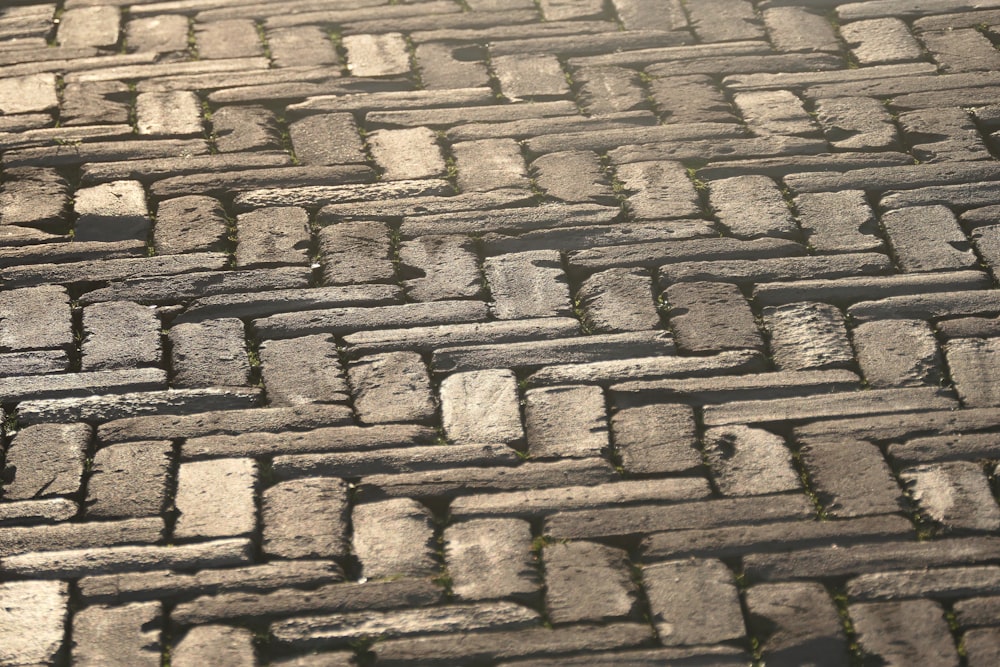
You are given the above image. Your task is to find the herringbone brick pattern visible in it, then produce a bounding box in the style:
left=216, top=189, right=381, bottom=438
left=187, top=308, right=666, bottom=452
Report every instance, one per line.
left=2, top=0, right=1000, bottom=665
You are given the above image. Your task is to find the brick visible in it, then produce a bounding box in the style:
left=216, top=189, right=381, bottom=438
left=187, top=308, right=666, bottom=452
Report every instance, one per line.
left=154, top=195, right=229, bottom=255
left=785, top=161, right=1000, bottom=197
left=0, top=498, right=77, bottom=525
left=72, top=602, right=161, bottom=667
left=525, top=385, right=608, bottom=459
left=484, top=250, right=571, bottom=320
left=494, top=647, right=750, bottom=667
left=734, top=90, right=818, bottom=137
left=369, top=127, right=446, bottom=181
left=0, top=285, right=72, bottom=351
left=540, top=0, right=604, bottom=21
left=794, top=190, right=884, bottom=253
left=763, top=7, right=839, bottom=52
left=764, top=302, right=853, bottom=371
left=922, top=28, right=1000, bottom=73
left=575, top=65, right=647, bottom=115
left=399, top=235, right=481, bottom=302
left=125, top=14, right=189, bottom=53
left=288, top=87, right=494, bottom=115
left=664, top=281, right=763, bottom=354
left=447, top=111, right=658, bottom=143
left=902, top=461, right=1000, bottom=532
left=0, top=581, right=69, bottom=666
left=415, top=43, right=490, bottom=90
left=60, top=80, right=129, bottom=126
left=173, top=625, right=255, bottom=667
left=0, top=72, right=58, bottom=114
left=5, top=137, right=211, bottom=169
left=441, top=369, right=523, bottom=446
left=957, top=596, right=1000, bottom=629
left=971, top=225, right=1000, bottom=280
left=937, top=316, right=1000, bottom=340
left=85, top=441, right=172, bottom=519
left=267, top=25, right=339, bottom=68
left=531, top=150, right=615, bottom=204
left=801, top=437, right=903, bottom=518
left=527, top=119, right=745, bottom=154
left=577, top=268, right=659, bottom=333
left=0, top=368, right=166, bottom=404
left=80, top=267, right=311, bottom=306
left=353, top=498, right=437, bottom=579
left=73, top=180, right=150, bottom=243
left=169, top=319, right=251, bottom=389
left=348, top=352, right=436, bottom=424
left=81, top=301, right=161, bottom=371
left=644, top=559, right=745, bottom=646
left=2, top=423, right=90, bottom=500
left=900, top=107, right=992, bottom=163
left=648, top=74, right=737, bottom=125
left=58, top=6, right=120, bottom=48
left=445, top=518, right=539, bottom=602
left=945, top=338, right=1000, bottom=408
left=851, top=600, right=959, bottom=667
left=852, top=319, right=941, bottom=388
left=289, top=114, right=367, bottom=166
left=235, top=206, right=310, bottom=268
left=880, top=181, right=1000, bottom=210
left=263, top=478, right=349, bottom=559
left=614, top=160, right=701, bottom=220
left=196, top=19, right=262, bottom=59
left=318, top=221, right=393, bottom=285
left=0, top=517, right=162, bottom=559
left=687, top=0, right=763, bottom=41
left=174, top=458, right=257, bottom=540
left=0, top=350, right=68, bottom=377
left=545, top=541, right=638, bottom=624
left=369, top=101, right=578, bottom=128
left=965, top=628, right=1000, bottom=667
left=890, top=433, right=1000, bottom=466
left=847, top=565, right=1000, bottom=602
left=754, top=270, right=989, bottom=307
left=840, top=18, right=923, bottom=65
left=709, top=174, right=798, bottom=239
left=82, top=152, right=291, bottom=184
left=612, top=369, right=859, bottom=406
left=493, top=54, right=568, bottom=99
left=661, top=252, right=891, bottom=285
left=211, top=105, right=282, bottom=153
left=401, top=202, right=617, bottom=238
left=0, top=167, right=70, bottom=231
left=748, top=583, right=849, bottom=665
left=258, top=335, right=348, bottom=407
left=343, top=33, right=410, bottom=76
left=526, top=349, right=764, bottom=387
left=704, top=425, right=799, bottom=496
left=814, top=96, right=899, bottom=151
left=136, top=91, right=202, bottom=136
left=453, top=138, right=530, bottom=192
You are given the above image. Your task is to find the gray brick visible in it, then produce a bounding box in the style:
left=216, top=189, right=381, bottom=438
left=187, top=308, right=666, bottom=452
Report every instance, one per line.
left=173, top=625, right=256, bottom=667
left=614, top=160, right=701, bottom=220
left=493, top=54, right=568, bottom=99
left=946, top=338, right=1000, bottom=408
left=441, top=369, right=523, bottom=446
left=611, top=0, right=687, bottom=31
left=763, top=7, right=839, bottom=52
left=922, top=28, right=1000, bottom=73
left=212, top=105, right=282, bottom=153
left=453, top=138, right=530, bottom=192
left=890, top=433, right=1000, bottom=466
left=802, top=437, right=903, bottom=518
left=764, top=302, right=853, bottom=371
left=0, top=517, right=163, bottom=560
left=353, top=498, right=437, bottom=580
left=0, top=368, right=166, bottom=404
left=0, top=167, right=70, bottom=232
left=85, top=441, right=172, bottom=519
left=575, top=66, right=647, bottom=115
left=644, top=559, right=745, bottom=646
left=73, top=180, right=150, bottom=243
left=882, top=205, right=979, bottom=273
left=267, top=26, right=339, bottom=68
left=664, top=281, right=763, bottom=354
left=754, top=270, right=989, bottom=307
left=965, top=628, right=1000, bottom=667
left=399, top=235, right=481, bottom=302
left=369, top=127, right=446, bottom=181
left=0, top=581, right=68, bottom=666
left=577, top=268, right=660, bottom=333
left=880, top=181, right=1000, bottom=210
left=2, top=423, right=90, bottom=500
left=545, top=541, right=638, bottom=624
left=195, top=19, right=263, bottom=59
left=956, top=596, right=1000, bottom=629
left=709, top=174, right=798, bottom=239
left=318, top=221, right=394, bottom=285
left=401, top=203, right=617, bottom=238
left=704, top=425, right=800, bottom=497
left=847, top=565, right=1000, bottom=602
left=343, top=33, right=410, bottom=76
left=734, top=90, right=818, bottom=137
left=259, top=335, right=349, bottom=407
left=612, top=369, right=859, bottom=405
left=531, top=150, right=615, bottom=204
left=125, top=14, right=189, bottom=53
left=900, top=107, right=992, bottom=163
left=746, top=583, right=849, bottom=666
left=525, top=120, right=745, bottom=155
left=445, top=518, right=539, bottom=602
left=648, top=74, right=738, bottom=125
left=154, top=195, right=229, bottom=255
left=60, top=81, right=130, bottom=126
left=169, top=319, right=251, bottom=389
left=235, top=206, right=310, bottom=268
left=80, top=267, right=311, bottom=306
left=794, top=190, right=884, bottom=253
left=840, top=18, right=923, bottom=65
left=288, top=114, right=367, bottom=166
left=348, top=352, right=436, bottom=424
left=174, top=458, right=257, bottom=540
left=526, top=349, right=764, bottom=387
left=525, top=385, right=608, bottom=459
left=135, top=91, right=202, bottom=136
left=484, top=250, right=571, bottom=319
left=852, top=319, right=942, bottom=387
left=415, top=43, right=490, bottom=90
left=72, top=602, right=162, bottom=667
left=0, top=498, right=77, bottom=525
left=851, top=600, right=959, bottom=667
left=273, top=443, right=517, bottom=480
left=814, top=97, right=899, bottom=151
left=903, top=461, right=1000, bottom=532
left=262, top=478, right=349, bottom=559
left=687, top=0, right=763, bottom=42
left=288, top=87, right=494, bottom=115
left=0, top=72, right=58, bottom=114
left=0, top=350, right=68, bottom=378
left=58, top=6, right=120, bottom=48
left=970, top=224, right=1000, bottom=280
left=0, top=285, right=69, bottom=351
left=81, top=301, right=161, bottom=371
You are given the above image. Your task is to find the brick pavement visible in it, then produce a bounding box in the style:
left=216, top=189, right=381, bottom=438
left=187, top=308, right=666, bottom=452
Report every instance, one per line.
left=1, top=0, right=1000, bottom=664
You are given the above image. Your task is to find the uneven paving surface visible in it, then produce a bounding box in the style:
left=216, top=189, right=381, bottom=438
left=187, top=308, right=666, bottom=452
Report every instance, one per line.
left=3, top=0, right=1000, bottom=665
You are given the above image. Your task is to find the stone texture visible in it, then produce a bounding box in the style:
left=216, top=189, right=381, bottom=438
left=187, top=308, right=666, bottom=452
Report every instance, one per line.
left=801, top=438, right=904, bottom=518
left=352, top=498, right=437, bottom=579
left=154, top=195, right=229, bottom=255
left=525, top=385, right=608, bottom=459
left=440, top=369, right=524, bottom=446
left=664, top=281, right=764, bottom=353
left=794, top=190, right=884, bottom=253
left=73, top=180, right=150, bottom=242
left=2, top=423, right=90, bottom=500
left=703, top=425, right=800, bottom=497
left=71, top=602, right=162, bottom=667
left=259, top=335, right=349, bottom=407
left=348, top=352, right=436, bottom=424
left=369, top=127, right=446, bottom=181
left=614, top=160, right=701, bottom=221
left=850, top=600, right=960, bottom=667
left=169, top=319, right=251, bottom=389
left=81, top=301, right=162, bottom=371
left=644, top=559, right=745, bottom=646
left=173, top=458, right=258, bottom=540
left=85, top=441, right=172, bottom=519
left=746, top=583, right=850, bottom=666
left=763, top=302, right=853, bottom=371
left=318, top=221, right=395, bottom=285
left=610, top=403, right=700, bottom=474
left=881, top=205, right=978, bottom=273
left=902, top=461, right=1000, bottom=532
left=852, top=319, right=942, bottom=387
left=453, top=138, right=530, bottom=192
left=945, top=338, right=1000, bottom=408
left=172, top=625, right=256, bottom=667
left=263, top=478, right=350, bottom=559
left=544, top=541, right=638, bottom=624
left=709, top=175, right=798, bottom=239
left=484, top=250, right=572, bottom=319
left=445, top=518, right=539, bottom=603
left=236, top=206, right=311, bottom=268
left=0, top=581, right=69, bottom=666
left=399, top=235, right=481, bottom=302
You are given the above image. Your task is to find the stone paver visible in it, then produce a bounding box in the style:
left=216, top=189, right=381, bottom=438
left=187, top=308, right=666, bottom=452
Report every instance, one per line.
left=1, top=2, right=999, bottom=665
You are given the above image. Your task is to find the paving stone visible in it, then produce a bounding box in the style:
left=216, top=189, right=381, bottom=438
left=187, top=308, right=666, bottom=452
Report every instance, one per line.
left=540, top=0, right=604, bottom=21
left=644, top=558, right=745, bottom=646
left=348, top=352, right=436, bottom=424
left=81, top=301, right=161, bottom=371
left=709, top=174, right=798, bottom=239
left=764, top=6, right=839, bottom=52
left=786, top=161, right=1000, bottom=196
left=937, top=315, right=1000, bottom=340
left=172, top=625, right=256, bottom=667
left=288, top=87, right=494, bottom=115
left=531, top=150, right=614, bottom=204
left=0, top=581, right=69, bottom=667
left=2, top=423, right=90, bottom=500
left=764, top=301, right=853, bottom=371
left=58, top=80, right=129, bottom=126
left=0, top=350, right=68, bottom=377
left=577, top=268, right=659, bottom=333
left=703, top=425, right=799, bottom=497
left=614, top=160, right=701, bottom=221
left=352, top=498, right=437, bottom=580
left=447, top=110, right=657, bottom=142
left=80, top=267, right=311, bottom=306
left=211, top=105, right=282, bottom=153
left=0, top=367, right=166, bottom=404
left=800, top=436, right=903, bottom=518
left=524, top=385, right=608, bottom=459
left=847, top=565, right=1000, bottom=602
left=492, top=54, right=568, bottom=99
left=735, top=89, right=818, bottom=138
left=453, top=138, right=530, bottom=192
left=840, top=18, right=923, bottom=65
left=415, top=42, right=490, bottom=90
left=58, top=6, right=120, bottom=48
left=0, top=284, right=72, bottom=351
left=664, top=281, right=763, bottom=354
left=0, top=517, right=162, bottom=559
left=85, top=441, right=172, bottom=519
left=174, top=458, right=257, bottom=540
left=268, top=25, right=339, bottom=68
left=881, top=181, right=1000, bottom=210
left=647, top=74, right=737, bottom=125
left=956, top=596, right=1000, bottom=629
left=401, top=202, right=618, bottom=238
left=290, top=186, right=530, bottom=217
left=544, top=541, right=637, bottom=624
left=289, top=113, right=367, bottom=166
left=890, top=433, right=1000, bottom=466
left=945, top=338, right=1000, bottom=408
left=0, top=167, right=70, bottom=232
left=235, top=206, right=310, bottom=268
left=971, top=224, right=1000, bottom=279
left=754, top=270, right=989, bottom=308
left=687, top=0, right=763, bottom=41
left=0, top=72, right=58, bottom=114
left=574, top=65, right=646, bottom=115
left=263, top=478, right=349, bottom=560
left=125, top=14, right=189, bottom=53
left=901, top=107, right=992, bottom=163
left=814, top=96, right=899, bottom=152
left=964, top=628, right=1000, bottom=667
left=0, top=498, right=77, bottom=525
left=852, top=319, right=942, bottom=387
left=5, top=137, right=211, bottom=169
left=399, top=235, right=481, bottom=302
left=497, top=647, right=751, bottom=667
left=793, top=190, right=884, bottom=253
left=343, top=33, right=410, bottom=76
left=135, top=91, right=202, bottom=137
left=318, top=221, right=394, bottom=286
left=82, top=152, right=292, bottom=184
left=71, top=601, right=162, bottom=667
left=258, top=335, right=348, bottom=407
left=745, top=582, right=849, bottom=666
left=154, top=195, right=229, bottom=255
left=851, top=600, right=959, bottom=667
left=169, top=319, right=251, bottom=389
left=72, top=179, right=150, bottom=243
left=484, top=250, right=572, bottom=320
left=369, top=127, right=446, bottom=181
left=902, top=461, right=1000, bottom=532
left=195, top=19, right=263, bottom=59
left=445, top=518, right=539, bottom=602
left=440, top=369, right=523, bottom=446
left=152, top=164, right=373, bottom=201
left=922, top=28, right=1000, bottom=74
left=526, top=349, right=764, bottom=387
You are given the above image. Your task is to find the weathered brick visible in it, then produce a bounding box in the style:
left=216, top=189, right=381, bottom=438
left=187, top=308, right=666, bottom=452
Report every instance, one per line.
left=540, top=0, right=604, bottom=21
left=445, top=518, right=539, bottom=602
left=526, top=349, right=763, bottom=387
left=851, top=600, right=959, bottom=667
left=763, top=7, right=839, bottom=53
left=902, top=461, right=1000, bottom=532
left=318, top=221, right=394, bottom=285
left=369, top=127, right=446, bottom=181
left=525, top=385, right=608, bottom=459
left=531, top=150, right=615, bottom=204
left=801, top=437, right=903, bottom=518
left=415, top=42, right=490, bottom=90
left=900, top=107, right=992, bottom=163
left=154, top=195, right=229, bottom=255
left=343, top=33, right=410, bottom=76
left=348, top=352, right=436, bottom=424
left=814, top=96, right=900, bottom=151
left=922, top=28, right=1000, bottom=73
left=267, top=26, right=339, bottom=68
left=81, top=301, right=161, bottom=371
left=211, top=105, right=282, bottom=153
left=0, top=517, right=162, bottom=560
left=735, top=89, right=818, bottom=137
left=493, top=54, right=568, bottom=99
left=945, top=337, right=1000, bottom=407
left=575, top=65, right=647, bottom=115
left=85, top=441, right=172, bottom=519
left=746, top=583, right=849, bottom=666
left=577, top=268, right=660, bottom=333
left=172, top=625, right=256, bottom=667
left=840, top=18, right=923, bottom=65
left=852, top=319, right=942, bottom=387
left=174, top=458, right=257, bottom=540
left=614, top=160, right=701, bottom=221
left=754, top=270, right=989, bottom=308
left=648, top=74, right=737, bottom=125
left=259, top=335, right=349, bottom=407
left=73, top=180, right=150, bottom=242
left=545, top=541, right=638, bottom=624
left=235, top=206, right=310, bottom=268
left=0, top=581, right=69, bottom=666
left=135, top=91, right=202, bottom=136
left=58, top=6, right=120, bottom=48
left=709, top=174, right=798, bottom=239
left=169, top=319, right=251, bottom=389
left=0, top=285, right=70, bottom=351
left=81, top=267, right=311, bottom=306
left=195, top=19, right=263, bottom=59
left=644, top=559, right=745, bottom=646
left=399, top=235, right=481, bottom=302
left=0, top=167, right=71, bottom=232
left=687, top=0, right=763, bottom=41
left=764, top=302, right=853, bottom=371
left=965, top=628, right=1000, bottom=667
left=2, top=423, right=90, bottom=500
left=453, top=138, right=530, bottom=192
left=794, top=190, right=884, bottom=253
left=72, top=602, right=162, bottom=667
left=704, top=425, right=800, bottom=496
left=484, top=250, right=572, bottom=320
left=0, top=72, right=58, bottom=114
left=60, top=80, right=130, bottom=126
left=352, top=498, right=437, bottom=580
left=440, top=369, right=524, bottom=446
left=664, top=281, right=763, bottom=354
left=125, top=14, right=189, bottom=54
left=289, top=114, right=367, bottom=166
left=263, top=478, right=349, bottom=559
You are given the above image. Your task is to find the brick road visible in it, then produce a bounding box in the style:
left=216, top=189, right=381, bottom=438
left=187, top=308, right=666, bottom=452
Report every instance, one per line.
left=1, top=0, right=1000, bottom=664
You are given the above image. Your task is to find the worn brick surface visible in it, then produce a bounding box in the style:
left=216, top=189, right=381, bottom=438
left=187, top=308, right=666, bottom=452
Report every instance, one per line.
left=4, top=2, right=1000, bottom=665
